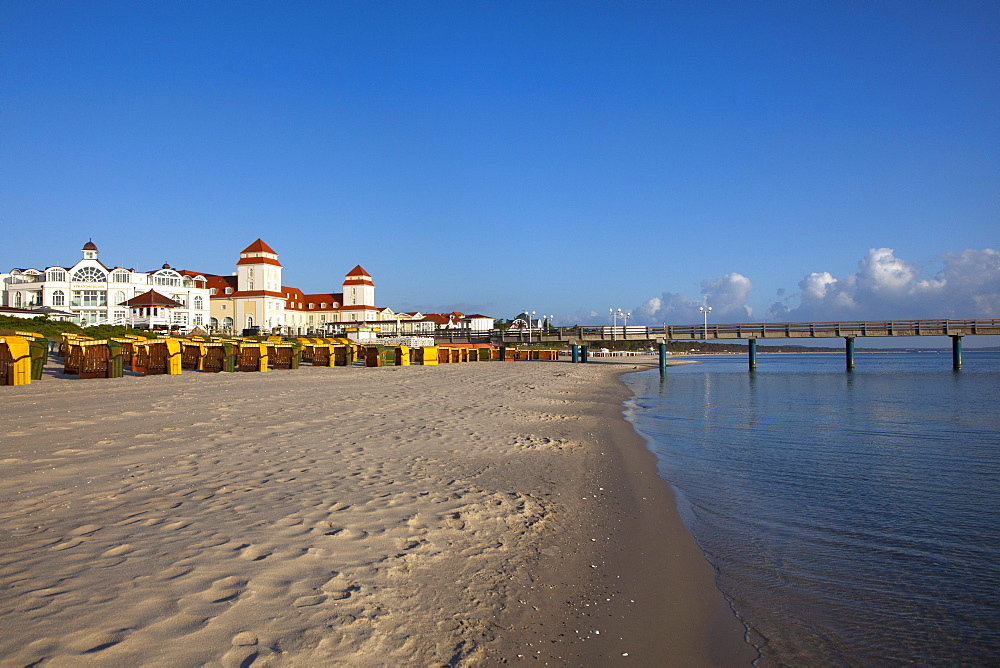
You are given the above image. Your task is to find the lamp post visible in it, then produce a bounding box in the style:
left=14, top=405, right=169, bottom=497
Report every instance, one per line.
left=699, top=305, right=712, bottom=340
left=524, top=309, right=536, bottom=340
left=609, top=308, right=618, bottom=340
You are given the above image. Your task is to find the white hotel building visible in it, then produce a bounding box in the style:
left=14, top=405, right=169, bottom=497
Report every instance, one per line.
left=0, top=240, right=211, bottom=329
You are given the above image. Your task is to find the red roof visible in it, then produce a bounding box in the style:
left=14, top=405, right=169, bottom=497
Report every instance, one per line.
left=240, top=239, right=278, bottom=255
left=343, top=276, right=374, bottom=287
left=236, top=256, right=282, bottom=267
left=82, top=240, right=99, bottom=251
left=345, top=265, right=371, bottom=277
left=122, top=290, right=184, bottom=308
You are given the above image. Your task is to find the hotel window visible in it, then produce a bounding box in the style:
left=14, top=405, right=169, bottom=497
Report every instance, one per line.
left=47, top=269, right=67, bottom=282
left=72, top=266, right=106, bottom=283
left=248, top=281, right=254, bottom=290
left=52, top=290, right=66, bottom=306
left=154, top=273, right=181, bottom=287
left=308, top=303, right=314, bottom=309
left=13, top=292, right=22, bottom=307
left=112, top=290, right=126, bottom=306
left=225, top=287, right=233, bottom=294
left=321, top=303, right=326, bottom=308
left=71, top=290, right=106, bottom=307
left=111, top=271, right=130, bottom=283
left=320, top=314, right=326, bottom=323
left=210, top=288, right=217, bottom=295
left=194, top=295, right=204, bottom=310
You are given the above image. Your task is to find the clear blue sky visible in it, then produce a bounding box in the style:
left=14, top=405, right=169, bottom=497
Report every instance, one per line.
left=3, top=1, right=998, bottom=331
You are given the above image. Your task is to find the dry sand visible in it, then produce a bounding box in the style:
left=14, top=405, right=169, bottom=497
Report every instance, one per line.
left=0, top=355, right=753, bottom=666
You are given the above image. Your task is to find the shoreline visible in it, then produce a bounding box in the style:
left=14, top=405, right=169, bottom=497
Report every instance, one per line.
left=497, top=357, right=755, bottom=665
left=0, top=357, right=752, bottom=665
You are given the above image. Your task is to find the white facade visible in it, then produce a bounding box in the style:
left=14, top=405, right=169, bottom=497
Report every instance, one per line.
left=0, top=241, right=211, bottom=330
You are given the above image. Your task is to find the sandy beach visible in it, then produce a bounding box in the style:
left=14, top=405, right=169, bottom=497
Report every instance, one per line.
left=0, top=355, right=753, bottom=666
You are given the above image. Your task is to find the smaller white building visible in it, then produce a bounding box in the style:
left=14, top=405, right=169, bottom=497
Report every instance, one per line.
left=0, top=240, right=211, bottom=330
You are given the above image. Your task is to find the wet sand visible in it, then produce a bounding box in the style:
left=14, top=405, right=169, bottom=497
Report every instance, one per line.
left=0, top=356, right=753, bottom=665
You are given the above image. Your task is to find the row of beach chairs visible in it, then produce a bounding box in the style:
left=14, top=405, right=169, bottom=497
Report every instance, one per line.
left=0, top=331, right=564, bottom=386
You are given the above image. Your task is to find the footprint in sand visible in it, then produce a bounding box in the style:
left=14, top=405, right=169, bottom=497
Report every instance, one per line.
left=293, top=594, right=327, bottom=607
left=201, top=576, right=247, bottom=603
left=322, top=576, right=355, bottom=600
left=66, top=630, right=127, bottom=653
left=50, top=537, right=85, bottom=551
left=221, top=645, right=258, bottom=668
left=101, top=544, right=134, bottom=558
left=238, top=545, right=273, bottom=561
left=156, top=565, right=193, bottom=581
left=70, top=524, right=102, bottom=536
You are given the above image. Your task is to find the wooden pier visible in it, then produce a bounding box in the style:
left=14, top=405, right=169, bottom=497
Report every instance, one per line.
left=496, top=319, right=1000, bottom=371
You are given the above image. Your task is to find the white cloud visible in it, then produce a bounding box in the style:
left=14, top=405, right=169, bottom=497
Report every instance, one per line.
left=784, top=247, right=1000, bottom=320
left=633, top=247, right=1000, bottom=325
left=635, top=273, right=753, bottom=324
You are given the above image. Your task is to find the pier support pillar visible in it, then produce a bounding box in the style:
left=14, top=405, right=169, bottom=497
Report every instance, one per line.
left=580, top=345, right=589, bottom=363
left=499, top=345, right=506, bottom=362
left=748, top=339, right=757, bottom=371
left=845, top=337, right=855, bottom=371
left=658, top=343, right=667, bottom=372
left=952, top=336, right=963, bottom=370
left=571, top=344, right=579, bottom=363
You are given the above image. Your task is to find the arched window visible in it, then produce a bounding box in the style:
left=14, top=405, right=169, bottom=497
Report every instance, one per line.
left=210, top=317, right=219, bottom=329
left=194, top=295, right=204, bottom=310
left=112, top=290, right=126, bottom=306
left=223, top=316, right=233, bottom=329
left=52, top=290, right=66, bottom=306
left=225, top=287, right=233, bottom=295
left=246, top=315, right=254, bottom=328
left=153, top=271, right=181, bottom=287
left=13, top=292, right=22, bottom=307
left=71, top=266, right=106, bottom=283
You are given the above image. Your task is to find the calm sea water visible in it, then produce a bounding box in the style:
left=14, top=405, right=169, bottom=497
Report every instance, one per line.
left=623, top=352, right=1000, bottom=666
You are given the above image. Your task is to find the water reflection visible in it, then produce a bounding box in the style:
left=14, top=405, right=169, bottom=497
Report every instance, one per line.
left=625, top=353, right=1000, bottom=666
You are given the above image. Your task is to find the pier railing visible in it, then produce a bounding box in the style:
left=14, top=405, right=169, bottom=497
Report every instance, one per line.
left=498, top=318, right=1000, bottom=343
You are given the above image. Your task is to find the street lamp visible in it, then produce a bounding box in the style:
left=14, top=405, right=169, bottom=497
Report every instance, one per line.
left=699, top=305, right=712, bottom=340
left=523, top=309, right=536, bottom=340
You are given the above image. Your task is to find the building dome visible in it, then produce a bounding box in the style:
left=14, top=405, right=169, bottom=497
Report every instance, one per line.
left=82, top=240, right=98, bottom=251
left=162, top=262, right=171, bottom=269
